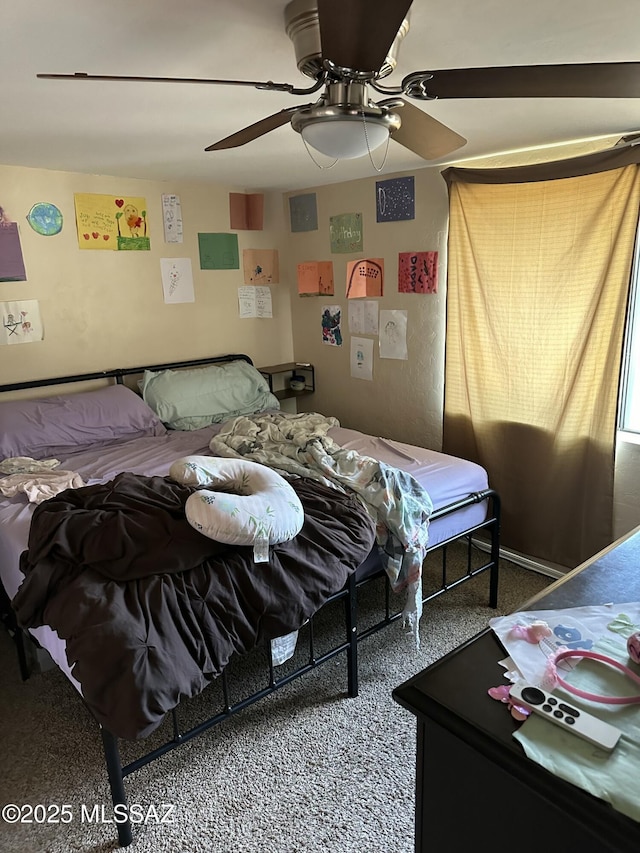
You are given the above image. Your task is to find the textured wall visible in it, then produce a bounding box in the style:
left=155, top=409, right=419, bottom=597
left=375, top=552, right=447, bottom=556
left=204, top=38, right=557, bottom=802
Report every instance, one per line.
left=0, top=164, right=293, bottom=388
left=284, top=168, right=449, bottom=450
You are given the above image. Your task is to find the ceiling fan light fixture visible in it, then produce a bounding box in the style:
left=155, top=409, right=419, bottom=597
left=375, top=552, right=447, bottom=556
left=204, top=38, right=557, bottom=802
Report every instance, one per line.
left=300, top=116, right=390, bottom=159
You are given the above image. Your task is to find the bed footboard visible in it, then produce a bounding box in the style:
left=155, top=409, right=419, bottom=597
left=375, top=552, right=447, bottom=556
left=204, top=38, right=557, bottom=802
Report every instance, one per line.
left=99, top=570, right=360, bottom=846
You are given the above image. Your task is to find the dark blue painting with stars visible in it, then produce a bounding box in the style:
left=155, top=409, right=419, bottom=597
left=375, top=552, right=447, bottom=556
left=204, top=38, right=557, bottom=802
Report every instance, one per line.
left=375, top=176, right=415, bottom=223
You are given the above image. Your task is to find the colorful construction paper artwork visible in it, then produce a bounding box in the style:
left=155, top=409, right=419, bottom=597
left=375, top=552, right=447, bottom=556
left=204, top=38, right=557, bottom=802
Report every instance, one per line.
left=1, top=299, right=43, bottom=345
left=289, top=193, right=318, bottom=232
left=296, top=261, right=334, bottom=296
left=376, top=176, right=415, bottom=222
left=398, top=251, right=438, bottom=293
left=242, top=249, right=279, bottom=284
left=346, top=258, right=384, bottom=298
left=0, top=219, right=27, bottom=281
left=230, top=193, right=264, bottom=231
left=26, top=202, right=63, bottom=236
left=329, top=213, right=363, bottom=253
left=321, top=305, right=343, bottom=346
left=198, top=233, right=239, bottom=270
left=74, top=194, right=150, bottom=250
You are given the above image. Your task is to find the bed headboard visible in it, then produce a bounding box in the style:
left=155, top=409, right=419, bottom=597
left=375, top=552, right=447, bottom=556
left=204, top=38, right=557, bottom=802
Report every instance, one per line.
left=0, top=353, right=254, bottom=395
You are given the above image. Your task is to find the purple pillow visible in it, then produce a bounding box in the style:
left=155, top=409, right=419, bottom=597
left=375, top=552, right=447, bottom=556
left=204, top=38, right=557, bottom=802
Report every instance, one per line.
left=0, top=384, right=166, bottom=460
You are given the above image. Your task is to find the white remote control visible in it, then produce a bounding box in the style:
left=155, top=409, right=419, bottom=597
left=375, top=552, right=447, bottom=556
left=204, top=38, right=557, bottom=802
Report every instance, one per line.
left=509, top=682, right=622, bottom=752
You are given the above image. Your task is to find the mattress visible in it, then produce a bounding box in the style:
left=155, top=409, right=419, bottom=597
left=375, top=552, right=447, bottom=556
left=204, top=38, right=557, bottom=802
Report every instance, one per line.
left=327, top=426, right=489, bottom=547
left=0, top=422, right=488, bottom=688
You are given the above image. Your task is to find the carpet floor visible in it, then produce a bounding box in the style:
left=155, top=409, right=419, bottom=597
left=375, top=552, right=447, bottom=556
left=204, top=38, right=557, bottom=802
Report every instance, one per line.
left=0, top=545, right=552, bottom=853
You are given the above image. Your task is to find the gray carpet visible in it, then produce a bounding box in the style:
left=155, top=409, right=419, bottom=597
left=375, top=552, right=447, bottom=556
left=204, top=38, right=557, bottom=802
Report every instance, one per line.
left=0, top=546, right=551, bottom=853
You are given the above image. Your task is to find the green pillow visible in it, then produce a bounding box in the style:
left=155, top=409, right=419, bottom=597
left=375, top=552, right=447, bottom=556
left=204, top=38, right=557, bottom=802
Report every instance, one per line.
left=141, top=360, right=280, bottom=430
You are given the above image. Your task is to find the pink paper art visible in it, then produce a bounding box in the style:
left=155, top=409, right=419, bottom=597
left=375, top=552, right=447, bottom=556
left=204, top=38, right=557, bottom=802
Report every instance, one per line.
left=398, top=251, right=438, bottom=294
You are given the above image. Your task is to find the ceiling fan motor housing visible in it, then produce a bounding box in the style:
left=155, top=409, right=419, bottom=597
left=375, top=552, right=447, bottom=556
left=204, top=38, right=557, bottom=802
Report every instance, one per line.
left=284, top=0, right=409, bottom=80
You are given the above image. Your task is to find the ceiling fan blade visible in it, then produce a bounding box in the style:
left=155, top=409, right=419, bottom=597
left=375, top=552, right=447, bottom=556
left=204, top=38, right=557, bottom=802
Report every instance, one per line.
left=390, top=100, right=467, bottom=160
left=205, top=106, right=312, bottom=151
left=318, top=0, right=412, bottom=74
left=37, top=72, right=296, bottom=93
left=406, top=62, right=640, bottom=100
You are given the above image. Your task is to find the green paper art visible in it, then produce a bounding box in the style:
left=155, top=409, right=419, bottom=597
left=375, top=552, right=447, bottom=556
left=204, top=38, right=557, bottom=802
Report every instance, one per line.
left=198, top=233, right=239, bottom=270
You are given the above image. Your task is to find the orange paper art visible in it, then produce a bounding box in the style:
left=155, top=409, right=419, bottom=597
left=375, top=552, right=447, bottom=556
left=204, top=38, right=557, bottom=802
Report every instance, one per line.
left=242, top=249, right=279, bottom=284
left=346, top=258, right=384, bottom=299
left=297, top=261, right=334, bottom=296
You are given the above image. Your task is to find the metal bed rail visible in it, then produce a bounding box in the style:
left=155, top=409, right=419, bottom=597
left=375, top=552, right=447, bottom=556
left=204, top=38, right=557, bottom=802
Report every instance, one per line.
left=0, top=353, right=253, bottom=393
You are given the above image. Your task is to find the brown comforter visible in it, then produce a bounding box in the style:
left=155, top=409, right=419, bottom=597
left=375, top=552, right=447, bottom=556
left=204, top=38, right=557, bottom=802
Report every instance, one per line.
left=12, top=472, right=376, bottom=740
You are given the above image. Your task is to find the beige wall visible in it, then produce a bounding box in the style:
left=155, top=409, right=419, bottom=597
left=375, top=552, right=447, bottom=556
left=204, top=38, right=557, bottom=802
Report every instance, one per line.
left=285, top=168, right=449, bottom=450
left=0, top=164, right=294, bottom=387
left=1, top=160, right=639, bottom=542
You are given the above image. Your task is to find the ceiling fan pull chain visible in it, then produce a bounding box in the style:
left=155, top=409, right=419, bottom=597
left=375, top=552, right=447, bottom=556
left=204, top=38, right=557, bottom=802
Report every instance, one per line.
left=301, top=136, right=338, bottom=170
left=362, top=110, right=390, bottom=172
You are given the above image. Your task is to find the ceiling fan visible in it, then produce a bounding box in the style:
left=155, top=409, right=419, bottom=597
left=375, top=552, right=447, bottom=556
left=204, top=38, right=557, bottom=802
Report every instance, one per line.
left=37, top=0, right=640, bottom=165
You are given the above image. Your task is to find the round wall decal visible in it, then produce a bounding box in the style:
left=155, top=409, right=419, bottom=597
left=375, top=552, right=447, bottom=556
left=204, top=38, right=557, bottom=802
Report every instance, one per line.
left=26, top=202, right=63, bottom=236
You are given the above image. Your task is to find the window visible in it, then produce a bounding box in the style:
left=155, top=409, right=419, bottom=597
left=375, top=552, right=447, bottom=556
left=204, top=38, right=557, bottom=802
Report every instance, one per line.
left=619, top=230, right=640, bottom=434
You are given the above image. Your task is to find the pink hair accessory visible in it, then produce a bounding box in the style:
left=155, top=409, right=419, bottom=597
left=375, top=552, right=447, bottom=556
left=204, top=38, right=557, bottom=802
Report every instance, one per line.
left=509, top=620, right=552, bottom=644
left=488, top=684, right=531, bottom=720
left=544, top=648, right=640, bottom=704
left=628, top=632, right=640, bottom=665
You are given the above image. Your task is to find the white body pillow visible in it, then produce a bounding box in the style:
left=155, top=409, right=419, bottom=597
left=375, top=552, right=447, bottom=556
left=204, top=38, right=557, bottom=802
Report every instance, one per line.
left=169, top=455, right=304, bottom=547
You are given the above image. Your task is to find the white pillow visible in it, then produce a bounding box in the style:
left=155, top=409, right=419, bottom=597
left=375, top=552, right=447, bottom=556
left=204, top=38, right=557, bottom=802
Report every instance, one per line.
left=169, top=455, right=304, bottom=546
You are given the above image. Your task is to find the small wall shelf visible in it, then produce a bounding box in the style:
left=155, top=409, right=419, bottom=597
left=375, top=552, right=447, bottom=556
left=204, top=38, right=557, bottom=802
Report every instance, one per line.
left=259, top=362, right=315, bottom=401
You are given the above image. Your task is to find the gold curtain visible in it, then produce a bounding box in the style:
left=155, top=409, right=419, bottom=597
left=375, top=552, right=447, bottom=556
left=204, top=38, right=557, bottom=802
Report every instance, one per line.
left=443, top=151, right=640, bottom=567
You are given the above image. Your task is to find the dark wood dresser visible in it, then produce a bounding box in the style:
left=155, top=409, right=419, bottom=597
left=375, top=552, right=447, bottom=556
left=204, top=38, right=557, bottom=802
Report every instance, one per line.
left=393, top=526, right=640, bottom=853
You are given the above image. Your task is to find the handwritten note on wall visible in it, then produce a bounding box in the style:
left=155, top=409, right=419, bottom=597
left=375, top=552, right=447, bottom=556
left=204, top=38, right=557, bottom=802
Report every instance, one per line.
left=238, top=286, right=272, bottom=318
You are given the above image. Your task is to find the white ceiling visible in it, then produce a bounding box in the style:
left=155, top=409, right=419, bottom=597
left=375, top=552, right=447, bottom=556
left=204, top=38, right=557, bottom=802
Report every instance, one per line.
left=3, top=0, right=640, bottom=192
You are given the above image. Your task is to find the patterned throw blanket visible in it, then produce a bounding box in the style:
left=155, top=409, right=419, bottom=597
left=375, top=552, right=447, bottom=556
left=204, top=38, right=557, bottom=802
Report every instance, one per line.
left=209, top=412, right=433, bottom=640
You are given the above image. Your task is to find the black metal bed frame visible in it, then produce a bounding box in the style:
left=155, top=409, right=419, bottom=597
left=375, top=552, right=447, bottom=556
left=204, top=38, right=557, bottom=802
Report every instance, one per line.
left=0, top=354, right=501, bottom=848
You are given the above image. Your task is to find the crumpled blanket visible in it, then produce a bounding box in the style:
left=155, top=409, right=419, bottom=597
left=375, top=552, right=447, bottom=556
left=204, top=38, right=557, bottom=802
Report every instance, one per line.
left=0, top=470, right=85, bottom=504
left=0, top=456, right=60, bottom=474
left=12, top=471, right=376, bottom=739
left=209, top=411, right=433, bottom=641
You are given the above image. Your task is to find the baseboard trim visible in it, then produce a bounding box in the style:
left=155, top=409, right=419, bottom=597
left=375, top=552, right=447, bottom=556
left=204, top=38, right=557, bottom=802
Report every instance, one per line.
left=472, top=537, right=565, bottom=580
